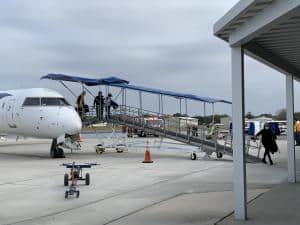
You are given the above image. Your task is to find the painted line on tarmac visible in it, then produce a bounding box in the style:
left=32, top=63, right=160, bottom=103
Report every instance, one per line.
left=103, top=188, right=270, bottom=225
left=102, top=193, right=184, bottom=225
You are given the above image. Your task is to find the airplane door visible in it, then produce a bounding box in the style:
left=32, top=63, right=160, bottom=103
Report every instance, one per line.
left=0, top=101, right=5, bottom=127
left=6, top=98, right=17, bottom=129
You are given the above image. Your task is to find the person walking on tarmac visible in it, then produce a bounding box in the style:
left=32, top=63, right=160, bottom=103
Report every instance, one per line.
left=295, top=119, right=300, bottom=145
left=76, top=91, right=86, bottom=120
left=94, top=91, right=104, bottom=121
left=255, top=123, right=278, bottom=165
left=105, top=93, right=112, bottom=119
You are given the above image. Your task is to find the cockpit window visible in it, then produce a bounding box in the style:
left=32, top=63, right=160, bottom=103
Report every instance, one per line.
left=23, top=97, right=40, bottom=106
left=41, top=98, right=70, bottom=106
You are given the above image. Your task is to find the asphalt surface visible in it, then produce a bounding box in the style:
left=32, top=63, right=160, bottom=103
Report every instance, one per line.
left=0, top=135, right=289, bottom=225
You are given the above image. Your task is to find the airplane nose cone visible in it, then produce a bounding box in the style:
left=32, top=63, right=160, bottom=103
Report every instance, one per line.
left=61, top=109, right=82, bottom=135
left=72, top=115, right=82, bottom=133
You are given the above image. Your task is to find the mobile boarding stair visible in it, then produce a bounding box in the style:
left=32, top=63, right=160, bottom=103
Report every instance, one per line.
left=107, top=105, right=261, bottom=163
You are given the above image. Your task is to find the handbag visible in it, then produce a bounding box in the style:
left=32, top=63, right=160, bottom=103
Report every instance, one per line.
left=270, top=139, right=278, bottom=153
left=83, top=104, right=89, bottom=113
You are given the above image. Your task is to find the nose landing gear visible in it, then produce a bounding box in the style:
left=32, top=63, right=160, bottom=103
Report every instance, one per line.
left=50, top=139, right=65, bottom=158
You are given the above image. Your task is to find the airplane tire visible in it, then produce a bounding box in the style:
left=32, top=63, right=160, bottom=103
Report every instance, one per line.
left=190, top=152, right=197, bottom=160
left=85, top=173, right=90, bottom=185
left=50, top=139, right=57, bottom=158
left=64, top=173, right=69, bottom=186
left=95, top=144, right=105, bottom=154
left=217, top=152, right=223, bottom=159
left=116, top=149, right=124, bottom=153
left=57, top=147, right=65, bottom=158
left=76, top=191, right=80, bottom=198
left=50, top=148, right=56, bottom=158
left=50, top=145, right=65, bottom=158
left=116, top=145, right=125, bottom=153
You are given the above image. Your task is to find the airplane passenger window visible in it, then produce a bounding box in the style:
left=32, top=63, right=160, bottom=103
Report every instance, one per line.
left=23, top=98, right=41, bottom=106
left=41, top=98, right=70, bottom=106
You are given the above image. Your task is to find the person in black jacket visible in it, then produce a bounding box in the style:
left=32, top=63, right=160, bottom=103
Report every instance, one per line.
left=255, top=123, right=277, bottom=165
left=93, top=91, right=104, bottom=121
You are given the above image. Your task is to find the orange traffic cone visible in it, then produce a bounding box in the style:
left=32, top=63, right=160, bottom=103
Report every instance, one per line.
left=143, top=140, right=153, bottom=163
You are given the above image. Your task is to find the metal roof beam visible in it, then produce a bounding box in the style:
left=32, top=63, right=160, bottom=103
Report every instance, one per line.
left=257, top=33, right=300, bottom=41
left=229, top=1, right=300, bottom=46
left=244, top=42, right=300, bottom=78
left=259, top=30, right=300, bottom=39
left=214, top=0, right=256, bottom=36
left=257, top=41, right=300, bottom=48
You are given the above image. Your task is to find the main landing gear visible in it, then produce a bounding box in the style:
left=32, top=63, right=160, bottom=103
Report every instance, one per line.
left=50, top=138, right=65, bottom=158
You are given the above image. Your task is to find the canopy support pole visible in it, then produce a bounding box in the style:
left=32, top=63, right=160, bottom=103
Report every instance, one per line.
left=161, top=95, right=164, bottom=115
left=212, top=103, right=215, bottom=124
left=231, top=46, right=247, bottom=220
left=139, top=91, right=143, bottom=115
left=81, top=83, right=85, bottom=99
left=179, top=98, right=182, bottom=115
left=113, top=88, right=123, bottom=101
left=121, top=88, right=125, bottom=113
left=124, top=89, right=127, bottom=106
left=158, top=94, right=161, bottom=115
left=105, top=86, right=109, bottom=97
left=121, top=88, right=125, bottom=105
left=185, top=99, right=188, bottom=116
left=84, top=86, right=96, bottom=98
left=59, top=81, right=77, bottom=99
left=286, top=74, right=296, bottom=183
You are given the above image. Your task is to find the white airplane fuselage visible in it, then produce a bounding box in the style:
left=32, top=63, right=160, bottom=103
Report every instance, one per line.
left=0, top=88, right=82, bottom=139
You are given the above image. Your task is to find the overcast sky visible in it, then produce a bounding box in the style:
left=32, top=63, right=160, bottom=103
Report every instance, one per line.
left=1, top=1, right=298, bottom=116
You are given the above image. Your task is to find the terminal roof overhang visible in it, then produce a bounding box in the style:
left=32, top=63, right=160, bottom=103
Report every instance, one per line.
left=214, top=0, right=300, bottom=78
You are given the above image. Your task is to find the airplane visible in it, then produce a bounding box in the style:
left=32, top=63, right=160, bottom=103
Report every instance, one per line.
left=0, top=88, right=82, bottom=158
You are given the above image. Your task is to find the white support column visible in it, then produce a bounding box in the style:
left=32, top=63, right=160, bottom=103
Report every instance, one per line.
left=231, top=46, right=247, bottom=220
left=286, top=74, right=296, bottom=183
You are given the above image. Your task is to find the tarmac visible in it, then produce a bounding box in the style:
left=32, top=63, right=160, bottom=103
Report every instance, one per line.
left=0, top=134, right=294, bottom=225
